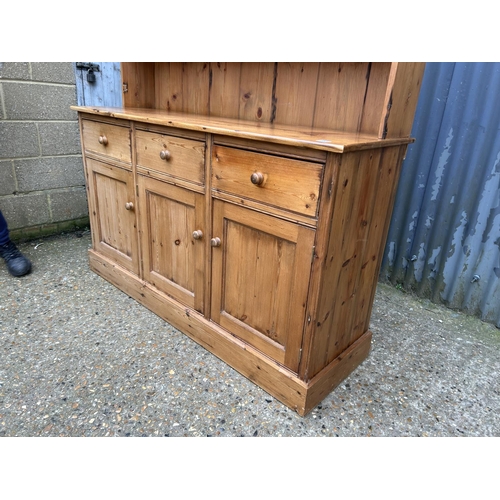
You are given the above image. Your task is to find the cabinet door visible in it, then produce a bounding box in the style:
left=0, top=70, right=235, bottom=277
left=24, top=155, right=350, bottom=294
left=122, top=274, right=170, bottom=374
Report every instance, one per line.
left=211, top=200, right=314, bottom=372
left=138, top=175, right=205, bottom=314
left=86, top=158, right=139, bottom=274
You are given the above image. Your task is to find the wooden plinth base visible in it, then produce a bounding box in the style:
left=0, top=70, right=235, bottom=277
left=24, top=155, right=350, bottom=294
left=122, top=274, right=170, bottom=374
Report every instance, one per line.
left=89, top=250, right=372, bottom=416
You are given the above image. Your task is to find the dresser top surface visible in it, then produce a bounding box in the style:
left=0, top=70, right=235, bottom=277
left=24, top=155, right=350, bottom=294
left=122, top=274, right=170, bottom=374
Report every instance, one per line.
left=72, top=106, right=414, bottom=154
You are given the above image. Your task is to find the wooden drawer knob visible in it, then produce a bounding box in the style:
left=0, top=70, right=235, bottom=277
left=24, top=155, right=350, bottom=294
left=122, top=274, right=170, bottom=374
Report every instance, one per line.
left=98, top=135, right=108, bottom=146
left=160, top=150, right=171, bottom=161
left=125, top=202, right=134, bottom=211
left=250, top=172, right=265, bottom=186
left=210, top=237, right=221, bottom=247
left=192, top=230, right=203, bottom=240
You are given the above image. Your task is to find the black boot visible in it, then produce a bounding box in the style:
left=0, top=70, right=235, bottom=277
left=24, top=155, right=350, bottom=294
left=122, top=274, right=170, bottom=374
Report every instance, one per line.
left=0, top=240, right=32, bottom=277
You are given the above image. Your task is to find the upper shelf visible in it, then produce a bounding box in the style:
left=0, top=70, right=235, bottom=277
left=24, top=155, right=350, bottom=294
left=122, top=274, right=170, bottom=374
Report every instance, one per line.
left=118, top=62, right=426, bottom=141
left=71, top=106, right=415, bottom=154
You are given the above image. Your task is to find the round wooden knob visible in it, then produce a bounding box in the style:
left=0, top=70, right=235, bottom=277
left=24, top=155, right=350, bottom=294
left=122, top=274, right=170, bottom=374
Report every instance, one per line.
left=160, top=150, right=171, bottom=161
left=192, top=230, right=203, bottom=240
left=125, top=202, right=134, bottom=211
left=98, top=135, right=108, bottom=146
left=250, top=172, right=265, bottom=186
left=210, top=237, right=221, bottom=247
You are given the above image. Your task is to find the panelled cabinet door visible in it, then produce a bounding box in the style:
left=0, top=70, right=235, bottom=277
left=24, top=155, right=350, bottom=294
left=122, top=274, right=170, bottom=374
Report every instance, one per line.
left=211, top=200, right=315, bottom=372
left=137, top=175, right=205, bottom=314
left=86, top=158, right=139, bottom=274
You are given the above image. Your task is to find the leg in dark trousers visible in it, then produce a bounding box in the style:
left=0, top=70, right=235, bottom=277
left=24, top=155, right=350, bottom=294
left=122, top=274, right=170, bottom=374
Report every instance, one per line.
left=0, top=209, right=9, bottom=246
left=0, top=210, right=31, bottom=277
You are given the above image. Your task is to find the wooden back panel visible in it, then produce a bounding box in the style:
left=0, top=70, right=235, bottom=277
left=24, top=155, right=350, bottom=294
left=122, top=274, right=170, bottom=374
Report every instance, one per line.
left=121, top=62, right=425, bottom=138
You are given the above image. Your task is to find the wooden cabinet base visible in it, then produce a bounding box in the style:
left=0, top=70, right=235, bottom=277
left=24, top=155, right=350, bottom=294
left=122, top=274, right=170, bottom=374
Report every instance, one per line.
left=89, top=249, right=372, bottom=416
left=75, top=62, right=424, bottom=417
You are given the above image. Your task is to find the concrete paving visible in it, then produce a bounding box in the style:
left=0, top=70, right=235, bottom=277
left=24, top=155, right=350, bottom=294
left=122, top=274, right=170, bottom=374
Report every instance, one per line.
left=1, top=231, right=499, bottom=436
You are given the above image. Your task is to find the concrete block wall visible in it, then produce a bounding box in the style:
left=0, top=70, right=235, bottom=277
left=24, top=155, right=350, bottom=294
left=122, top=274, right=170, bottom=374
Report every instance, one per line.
left=0, top=62, right=88, bottom=241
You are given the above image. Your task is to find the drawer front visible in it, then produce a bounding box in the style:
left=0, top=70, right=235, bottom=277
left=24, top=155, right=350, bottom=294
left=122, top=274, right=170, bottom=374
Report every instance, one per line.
left=82, top=119, right=131, bottom=164
left=135, top=130, right=205, bottom=185
left=212, top=146, right=323, bottom=217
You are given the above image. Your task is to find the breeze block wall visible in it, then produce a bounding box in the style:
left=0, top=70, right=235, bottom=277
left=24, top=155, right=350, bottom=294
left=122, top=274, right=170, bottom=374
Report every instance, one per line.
left=0, top=62, right=88, bottom=241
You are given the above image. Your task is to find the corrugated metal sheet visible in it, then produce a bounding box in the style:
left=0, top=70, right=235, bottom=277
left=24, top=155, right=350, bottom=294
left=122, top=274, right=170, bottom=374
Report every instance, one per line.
left=381, top=62, right=500, bottom=328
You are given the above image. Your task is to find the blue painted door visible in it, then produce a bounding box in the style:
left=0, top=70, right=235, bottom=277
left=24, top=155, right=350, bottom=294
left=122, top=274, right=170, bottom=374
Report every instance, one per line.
left=74, top=62, right=122, bottom=107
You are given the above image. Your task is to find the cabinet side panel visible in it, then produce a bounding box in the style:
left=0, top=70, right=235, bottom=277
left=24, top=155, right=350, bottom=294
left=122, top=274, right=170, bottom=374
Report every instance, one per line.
left=359, top=146, right=407, bottom=333
left=121, top=62, right=155, bottom=108
left=306, top=151, right=367, bottom=376
left=78, top=115, right=97, bottom=251
left=305, top=146, right=406, bottom=378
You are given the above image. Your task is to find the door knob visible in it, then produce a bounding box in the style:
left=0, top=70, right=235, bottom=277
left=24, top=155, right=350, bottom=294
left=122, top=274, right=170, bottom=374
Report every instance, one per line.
left=250, top=172, right=265, bottom=186
left=160, top=150, right=171, bottom=161
left=192, top=230, right=203, bottom=240
left=125, top=202, right=134, bottom=210
left=98, top=135, right=108, bottom=146
left=210, top=237, right=221, bottom=247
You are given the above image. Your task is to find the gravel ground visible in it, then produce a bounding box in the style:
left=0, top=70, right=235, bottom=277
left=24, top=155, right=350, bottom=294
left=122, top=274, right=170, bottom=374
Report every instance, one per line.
left=1, top=231, right=499, bottom=437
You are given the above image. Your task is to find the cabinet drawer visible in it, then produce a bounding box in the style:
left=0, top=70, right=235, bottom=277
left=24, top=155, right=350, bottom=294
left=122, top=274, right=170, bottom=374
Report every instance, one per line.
left=135, top=130, right=205, bottom=185
left=82, top=119, right=131, bottom=165
left=212, top=146, right=323, bottom=217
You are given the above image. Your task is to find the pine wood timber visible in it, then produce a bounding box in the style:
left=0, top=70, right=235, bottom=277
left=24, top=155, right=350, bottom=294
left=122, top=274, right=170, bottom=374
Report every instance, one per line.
left=121, top=62, right=155, bottom=109
left=304, top=146, right=407, bottom=378
left=211, top=145, right=323, bottom=218
left=209, top=63, right=243, bottom=119
left=135, top=129, right=205, bottom=185
left=211, top=190, right=319, bottom=229
left=382, top=62, right=426, bottom=138
left=85, top=159, right=139, bottom=275
left=88, top=249, right=309, bottom=413
left=136, top=166, right=206, bottom=195
left=81, top=118, right=132, bottom=166
left=71, top=106, right=414, bottom=153
left=273, top=62, right=320, bottom=127
left=359, top=62, right=393, bottom=136
left=130, top=120, right=143, bottom=281
left=134, top=122, right=206, bottom=141
left=203, top=138, right=213, bottom=321
left=238, top=63, right=276, bottom=123
left=137, top=175, right=206, bottom=314
left=302, top=330, right=372, bottom=414
left=361, top=146, right=408, bottom=334
left=298, top=153, right=341, bottom=379
left=118, top=62, right=424, bottom=137
left=88, top=249, right=372, bottom=416
left=312, top=62, right=370, bottom=132
left=213, top=135, right=327, bottom=163
left=155, top=62, right=211, bottom=116
left=74, top=62, right=424, bottom=415
left=118, top=63, right=426, bottom=137
left=210, top=200, right=315, bottom=372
